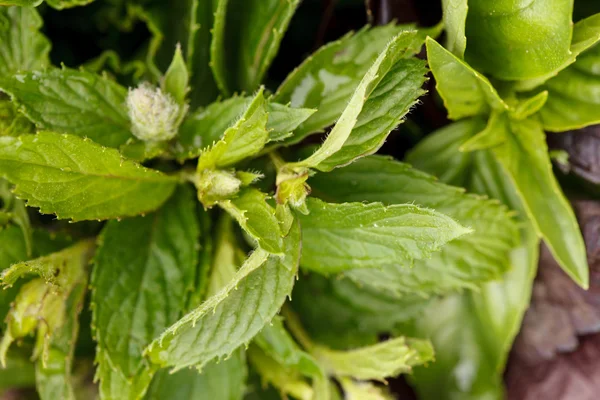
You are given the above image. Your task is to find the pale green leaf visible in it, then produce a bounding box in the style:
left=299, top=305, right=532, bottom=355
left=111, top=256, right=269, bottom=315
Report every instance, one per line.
left=538, top=43, right=600, bottom=131
left=273, top=24, right=417, bottom=145
left=490, top=115, right=588, bottom=287
left=289, top=32, right=420, bottom=171
left=0, top=0, right=42, bottom=5
left=145, top=220, right=301, bottom=371
left=176, top=96, right=314, bottom=161
left=0, top=179, right=32, bottom=256
left=0, top=132, right=177, bottom=221
left=219, top=188, right=283, bottom=254
left=511, top=91, right=549, bottom=120
left=0, top=7, right=50, bottom=76
left=309, top=155, right=518, bottom=295
left=426, top=38, right=508, bottom=120
left=44, top=0, right=95, bottom=9
left=0, top=68, right=132, bottom=148
left=312, top=337, right=433, bottom=381
left=91, top=185, right=200, bottom=400
left=210, top=0, right=300, bottom=94
left=299, top=198, right=470, bottom=274
left=197, top=89, right=268, bottom=169
left=339, top=379, right=394, bottom=400
left=206, top=216, right=242, bottom=298
left=442, top=0, right=468, bottom=57
left=163, top=44, right=189, bottom=105
left=464, top=0, right=573, bottom=80
left=145, top=350, right=247, bottom=400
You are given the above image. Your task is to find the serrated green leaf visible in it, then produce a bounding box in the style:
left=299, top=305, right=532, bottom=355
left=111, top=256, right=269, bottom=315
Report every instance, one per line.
left=0, top=132, right=177, bottom=221
left=312, top=336, right=433, bottom=381
left=288, top=31, right=421, bottom=171
left=210, top=0, right=300, bottom=94
left=442, top=0, right=468, bottom=58
left=273, top=24, right=418, bottom=145
left=292, top=274, right=429, bottom=350
left=309, top=155, right=518, bottom=295
left=197, top=89, right=269, bottom=169
left=299, top=198, right=470, bottom=274
left=464, top=0, right=573, bottom=80
left=538, top=43, right=600, bottom=131
left=91, top=185, right=200, bottom=400
left=145, top=350, right=247, bottom=400
left=489, top=115, right=588, bottom=287
left=176, top=96, right=314, bottom=161
left=426, top=38, right=508, bottom=120
left=145, top=219, right=301, bottom=371
left=0, top=68, right=132, bottom=148
left=0, top=7, right=50, bottom=76
left=316, top=57, right=428, bottom=171
left=219, top=188, right=283, bottom=254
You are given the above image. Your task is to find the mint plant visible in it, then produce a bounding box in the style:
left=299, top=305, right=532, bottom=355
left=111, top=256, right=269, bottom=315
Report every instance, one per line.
left=0, top=0, right=597, bottom=399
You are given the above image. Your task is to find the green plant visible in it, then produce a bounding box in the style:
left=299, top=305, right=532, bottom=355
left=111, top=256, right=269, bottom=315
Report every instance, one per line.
left=0, top=1, right=598, bottom=399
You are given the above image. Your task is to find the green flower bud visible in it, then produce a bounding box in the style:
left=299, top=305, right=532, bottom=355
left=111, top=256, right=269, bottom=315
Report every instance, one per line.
left=126, top=82, right=185, bottom=142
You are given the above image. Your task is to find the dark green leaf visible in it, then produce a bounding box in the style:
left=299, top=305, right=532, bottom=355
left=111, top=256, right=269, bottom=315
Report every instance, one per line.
left=0, top=7, right=50, bottom=76
left=0, top=68, right=132, bottom=148
left=145, top=220, right=301, bottom=371
left=211, top=0, right=300, bottom=94
left=92, top=185, right=200, bottom=400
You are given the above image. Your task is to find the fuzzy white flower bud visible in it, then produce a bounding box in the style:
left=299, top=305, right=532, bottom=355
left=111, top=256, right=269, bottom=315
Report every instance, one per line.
left=126, top=82, right=184, bottom=142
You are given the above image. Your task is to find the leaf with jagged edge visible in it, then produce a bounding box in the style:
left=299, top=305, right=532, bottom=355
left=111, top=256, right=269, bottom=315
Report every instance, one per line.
left=210, top=0, right=300, bottom=94
left=0, top=132, right=177, bottom=222
left=273, top=23, right=439, bottom=146
left=197, top=89, right=269, bottom=170
left=91, top=185, right=200, bottom=400
left=218, top=188, right=284, bottom=255
left=426, top=38, right=508, bottom=120
left=175, top=95, right=314, bottom=161
left=309, top=155, right=518, bottom=296
left=298, top=198, right=471, bottom=274
left=316, top=57, right=428, bottom=171
left=0, top=68, right=132, bottom=148
left=0, top=7, right=50, bottom=76
left=145, top=219, right=301, bottom=371
left=287, top=31, right=422, bottom=172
